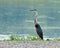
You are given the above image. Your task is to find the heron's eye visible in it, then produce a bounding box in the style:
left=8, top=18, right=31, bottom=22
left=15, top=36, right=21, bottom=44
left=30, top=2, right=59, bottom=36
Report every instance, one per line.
left=34, top=9, right=37, bottom=11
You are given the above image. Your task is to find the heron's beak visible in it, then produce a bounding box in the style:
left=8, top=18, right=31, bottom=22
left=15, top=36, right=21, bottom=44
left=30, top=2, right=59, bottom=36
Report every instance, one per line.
left=30, top=10, right=34, bottom=11
left=30, top=9, right=37, bottom=11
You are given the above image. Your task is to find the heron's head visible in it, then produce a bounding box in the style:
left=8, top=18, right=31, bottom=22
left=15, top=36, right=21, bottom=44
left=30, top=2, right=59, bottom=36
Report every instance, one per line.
left=30, top=9, right=37, bottom=11
left=30, top=9, right=37, bottom=12
left=30, top=9, right=38, bottom=15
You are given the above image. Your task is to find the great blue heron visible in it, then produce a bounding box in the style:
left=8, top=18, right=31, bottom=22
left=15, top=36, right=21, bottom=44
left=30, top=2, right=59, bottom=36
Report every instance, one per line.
left=30, top=9, right=43, bottom=40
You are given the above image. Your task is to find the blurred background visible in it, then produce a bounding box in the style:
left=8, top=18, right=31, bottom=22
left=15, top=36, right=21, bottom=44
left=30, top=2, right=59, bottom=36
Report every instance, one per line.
left=0, top=0, right=60, bottom=39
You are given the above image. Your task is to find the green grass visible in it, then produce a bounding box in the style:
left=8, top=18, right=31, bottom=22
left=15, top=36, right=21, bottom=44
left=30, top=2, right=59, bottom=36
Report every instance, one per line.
left=54, top=38, right=60, bottom=41
left=1, top=34, right=60, bottom=41
left=8, top=35, right=42, bottom=41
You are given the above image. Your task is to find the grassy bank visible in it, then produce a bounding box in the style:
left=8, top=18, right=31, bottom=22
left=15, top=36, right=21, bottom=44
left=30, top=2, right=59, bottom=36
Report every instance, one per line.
left=1, top=34, right=60, bottom=41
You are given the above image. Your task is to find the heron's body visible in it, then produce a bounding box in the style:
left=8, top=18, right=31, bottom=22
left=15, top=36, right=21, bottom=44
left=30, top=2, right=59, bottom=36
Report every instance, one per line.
left=31, top=9, right=43, bottom=40
left=35, top=24, right=43, bottom=40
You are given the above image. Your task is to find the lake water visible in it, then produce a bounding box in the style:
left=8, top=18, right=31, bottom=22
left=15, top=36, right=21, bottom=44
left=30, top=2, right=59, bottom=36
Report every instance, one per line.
left=0, top=0, right=60, bottom=39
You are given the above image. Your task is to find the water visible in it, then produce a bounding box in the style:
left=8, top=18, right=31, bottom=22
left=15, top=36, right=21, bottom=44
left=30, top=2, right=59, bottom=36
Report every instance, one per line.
left=0, top=0, right=60, bottom=39
left=0, top=34, right=10, bottom=40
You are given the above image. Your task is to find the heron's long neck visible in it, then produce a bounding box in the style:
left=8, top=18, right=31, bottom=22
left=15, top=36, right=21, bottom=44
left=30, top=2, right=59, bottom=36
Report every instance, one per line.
left=34, top=11, right=38, bottom=24
left=34, top=11, right=38, bottom=16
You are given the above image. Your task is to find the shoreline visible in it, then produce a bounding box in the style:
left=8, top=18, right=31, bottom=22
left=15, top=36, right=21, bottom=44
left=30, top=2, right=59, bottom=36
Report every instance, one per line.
left=0, top=41, right=60, bottom=48
left=0, top=34, right=55, bottom=40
